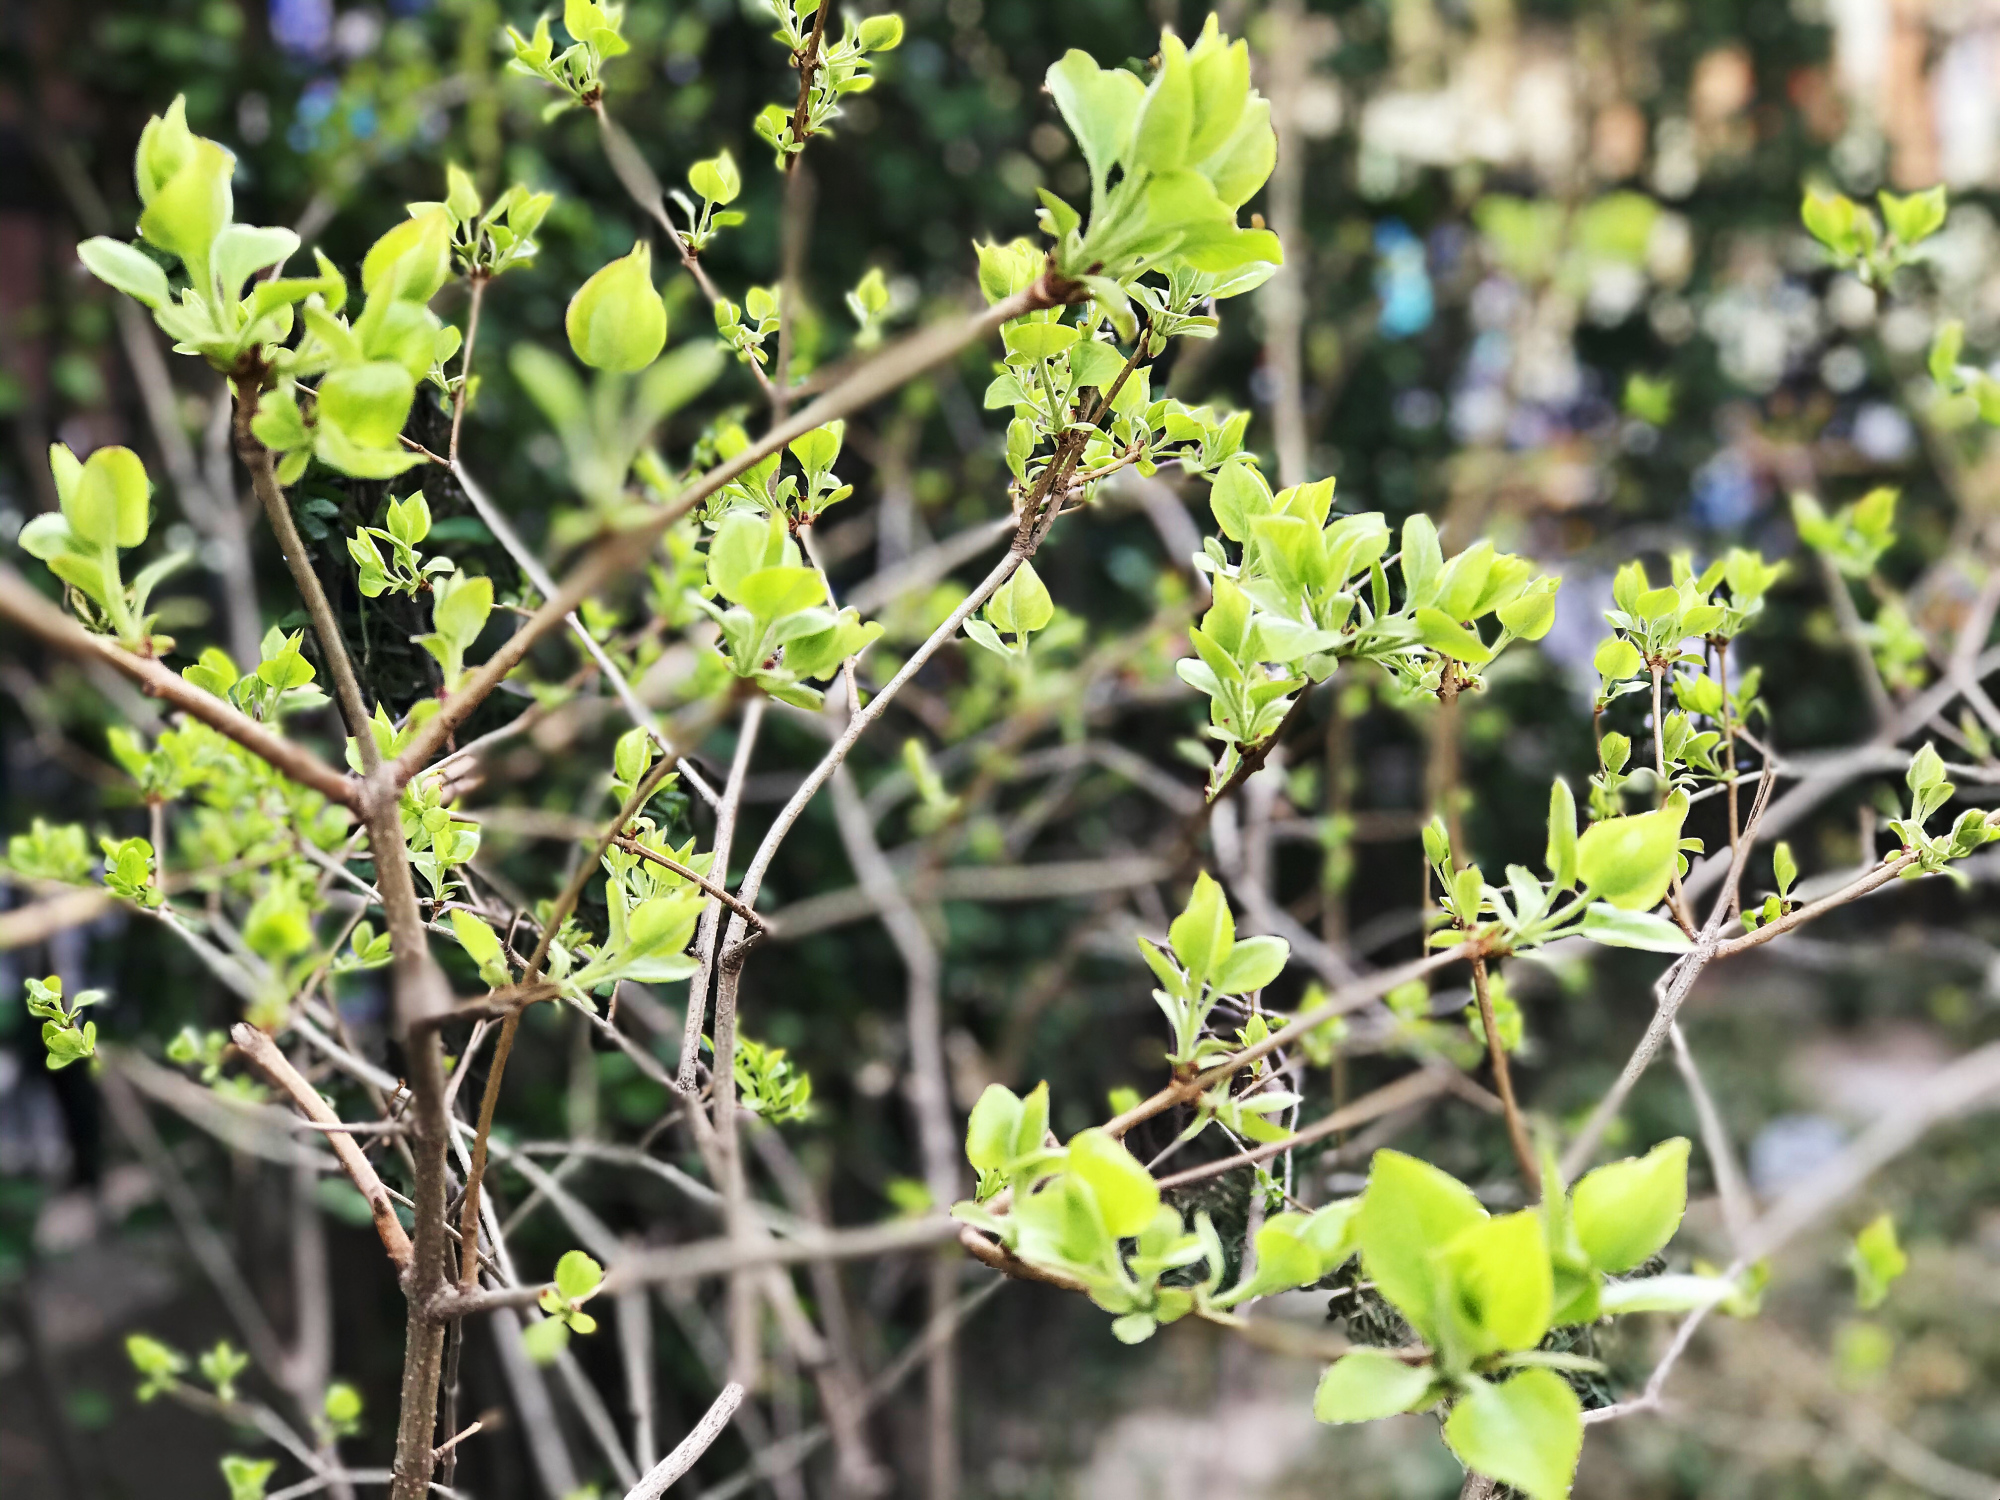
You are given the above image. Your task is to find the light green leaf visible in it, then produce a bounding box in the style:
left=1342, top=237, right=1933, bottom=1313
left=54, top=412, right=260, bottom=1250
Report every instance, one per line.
left=1415, top=609, right=1493, bottom=665
left=966, top=1084, right=1025, bottom=1172
left=1356, top=1150, right=1487, bottom=1344
left=567, top=241, right=667, bottom=372
left=553, top=1249, right=604, bottom=1302
left=78, top=238, right=170, bottom=309
left=1441, top=1369, right=1583, bottom=1500
left=1209, top=933, right=1287, bottom=994
left=63, top=445, right=151, bottom=550
left=1578, top=903, right=1690, bottom=953
left=987, top=560, right=1054, bottom=638
left=1439, top=1209, right=1554, bottom=1356
left=1313, top=1349, right=1436, bottom=1424
left=1575, top=799, right=1686, bottom=911
left=1066, top=1127, right=1158, bottom=1238
left=1168, top=871, right=1234, bottom=985
left=1849, top=1213, right=1907, bottom=1310
left=1571, top=1137, right=1689, bottom=1274
left=1045, top=51, right=1146, bottom=196
left=1545, top=779, right=1578, bottom=889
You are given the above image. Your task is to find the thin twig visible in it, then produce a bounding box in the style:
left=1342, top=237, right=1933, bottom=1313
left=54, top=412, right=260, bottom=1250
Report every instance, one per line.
left=231, top=1024, right=414, bottom=1271
left=624, top=1382, right=745, bottom=1500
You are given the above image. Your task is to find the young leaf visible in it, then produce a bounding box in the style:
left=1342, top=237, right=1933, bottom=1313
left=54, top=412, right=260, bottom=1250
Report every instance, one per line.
left=1168, top=872, right=1234, bottom=986
left=1066, top=1127, right=1159, bottom=1238
left=553, top=1249, right=604, bottom=1303
left=1439, top=1209, right=1555, bottom=1356
left=1545, top=778, right=1578, bottom=889
left=567, top=242, right=667, bottom=372
left=1571, top=1137, right=1690, bottom=1274
left=1848, top=1212, right=1907, bottom=1310
left=1356, top=1150, right=1487, bottom=1344
left=1575, top=799, right=1686, bottom=911
left=966, top=1083, right=1025, bottom=1172
left=1441, top=1369, right=1583, bottom=1500
left=1313, top=1349, right=1435, bottom=1424
left=1578, top=904, right=1691, bottom=953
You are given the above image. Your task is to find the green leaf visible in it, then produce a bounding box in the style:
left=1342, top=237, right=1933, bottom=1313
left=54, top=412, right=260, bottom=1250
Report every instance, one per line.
left=1045, top=51, right=1146, bottom=197
left=1168, top=871, right=1234, bottom=986
left=553, top=1249, right=604, bottom=1302
left=1930, top=319, right=1966, bottom=390
left=221, top=1455, right=278, bottom=1500
left=966, top=1084, right=1025, bottom=1172
left=1002, top=321, right=1080, bottom=362
left=1849, top=1213, right=1907, bottom=1310
left=732, top=566, right=826, bottom=620
left=1356, top=1149, right=1486, bottom=1344
left=1439, top=1209, right=1553, bottom=1356
left=1593, top=635, right=1642, bottom=681
left=689, top=149, right=742, bottom=206
left=1313, top=1349, right=1436, bottom=1424
left=63, top=445, right=151, bottom=550
left=434, top=572, right=494, bottom=651
left=1545, top=779, right=1578, bottom=889
left=857, top=13, right=903, bottom=50
left=1400, top=514, right=1443, bottom=608
left=1595, top=1273, right=1733, bottom=1316
left=1878, top=185, right=1946, bottom=247
left=1415, top=608, right=1493, bottom=665
left=212, top=223, right=299, bottom=297
left=1131, top=33, right=1195, bottom=174
left=987, top=560, right=1054, bottom=638
left=361, top=209, right=452, bottom=303
left=1066, top=1127, right=1159, bottom=1238
left=567, top=241, right=667, bottom=372
left=138, top=138, right=234, bottom=286
left=1208, top=461, right=1272, bottom=543
left=317, top=360, right=418, bottom=450
left=1441, top=1369, right=1583, bottom=1500
left=450, top=909, right=511, bottom=985
left=78, top=238, right=170, bottom=309
left=521, top=1316, right=570, bottom=1365
left=788, top=421, right=844, bottom=475
left=1575, top=798, right=1686, bottom=911
left=1571, top=1137, right=1689, bottom=1274
left=1209, top=933, right=1287, bottom=994
left=1578, top=903, right=1691, bottom=953
left=1801, top=189, right=1858, bottom=254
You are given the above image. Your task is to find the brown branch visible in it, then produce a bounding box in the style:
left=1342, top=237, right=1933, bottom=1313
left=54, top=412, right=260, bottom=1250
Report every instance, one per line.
left=232, top=389, right=378, bottom=769
left=1470, top=954, right=1539, bottom=1190
left=0, top=565, right=358, bottom=807
left=230, top=1023, right=413, bottom=1271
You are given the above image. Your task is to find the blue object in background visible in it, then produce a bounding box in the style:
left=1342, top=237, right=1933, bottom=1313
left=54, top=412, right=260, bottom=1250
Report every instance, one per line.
left=271, top=0, right=333, bottom=56
left=1374, top=221, right=1434, bottom=340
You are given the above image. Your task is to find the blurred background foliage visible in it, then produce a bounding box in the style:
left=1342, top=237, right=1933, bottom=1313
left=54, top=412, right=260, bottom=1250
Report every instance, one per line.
left=4, top=0, right=2000, bottom=1497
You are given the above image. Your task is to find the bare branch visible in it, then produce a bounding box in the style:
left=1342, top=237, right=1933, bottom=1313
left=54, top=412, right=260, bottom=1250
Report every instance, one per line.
left=625, top=1382, right=745, bottom=1500
left=432, top=1215, right=964, bottom=1318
